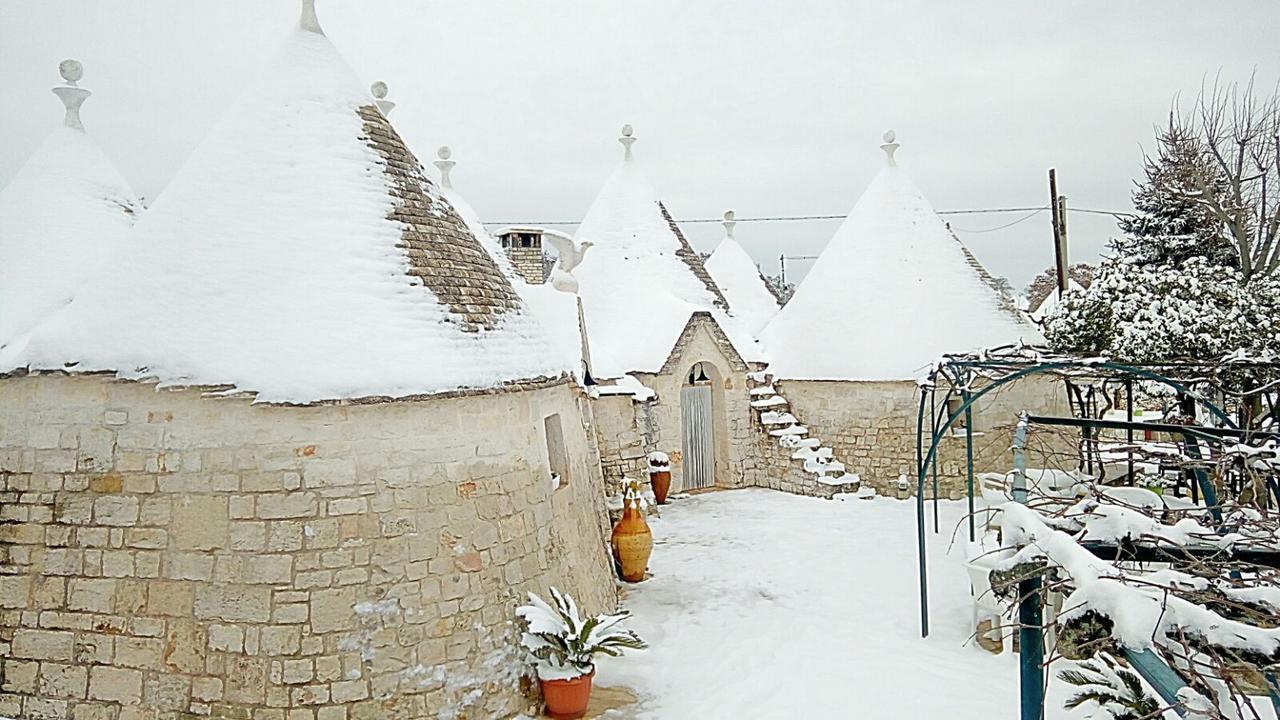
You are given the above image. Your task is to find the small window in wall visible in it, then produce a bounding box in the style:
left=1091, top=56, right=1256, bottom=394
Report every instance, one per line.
left=544, top=413, right=569, bottom=490
left=946, top=395, right=967, bottom=428
left=947, top=395, right=981, bottom=434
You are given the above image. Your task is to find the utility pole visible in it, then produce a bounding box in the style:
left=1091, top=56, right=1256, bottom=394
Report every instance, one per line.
left=779, top=253, right=787, bottom=288
left=1049, top=169, right=1068, bottom=294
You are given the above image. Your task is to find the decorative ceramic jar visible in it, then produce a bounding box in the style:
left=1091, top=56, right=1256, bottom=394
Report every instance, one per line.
left=610, top=485, right=653, bottom=582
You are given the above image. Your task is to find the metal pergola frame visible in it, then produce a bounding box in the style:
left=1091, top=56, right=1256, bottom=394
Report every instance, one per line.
left=911, top=348, right=1280, bottom=719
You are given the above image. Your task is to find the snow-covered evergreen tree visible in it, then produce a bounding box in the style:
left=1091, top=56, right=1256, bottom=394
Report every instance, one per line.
left=763, top=273, right=795, bottom=305
left=1045, top=256, right=1280, bottom=362
left=1112, top=120, right=1235, bottom=268
left=1045, top=113, right=1280, bottom=364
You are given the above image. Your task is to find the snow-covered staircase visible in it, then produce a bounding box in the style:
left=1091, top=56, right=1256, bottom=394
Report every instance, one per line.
left=747, top=369, right=862, bottom=498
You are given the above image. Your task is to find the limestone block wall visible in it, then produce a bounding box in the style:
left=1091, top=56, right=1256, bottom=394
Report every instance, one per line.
left=743, top=427, right=839, bottom=497
left=0, top=375, right=616, bottom=720
left=778, top=376, right=1071, bottom=496
left=503, top=248, right=546, bottom=286
left=589, top=397, right=648, bottom=496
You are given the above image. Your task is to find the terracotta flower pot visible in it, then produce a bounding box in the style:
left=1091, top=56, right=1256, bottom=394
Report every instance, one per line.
left=541, top=669, right=594, bottom=719
left=649, top=469, right=671, bottom=505
left=611, top=496, right=653, bottom=582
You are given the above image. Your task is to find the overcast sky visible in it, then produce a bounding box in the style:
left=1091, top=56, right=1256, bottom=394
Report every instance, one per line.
left=1, top=1, right=1276, bottom=289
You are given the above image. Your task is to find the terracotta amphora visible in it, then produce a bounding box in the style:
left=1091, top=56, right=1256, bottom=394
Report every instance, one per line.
left=610, top=494, right=653, bottom=582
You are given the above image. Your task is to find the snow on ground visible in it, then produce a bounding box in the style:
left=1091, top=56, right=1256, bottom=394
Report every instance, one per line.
left=597, top=489, right=1072, bottom=719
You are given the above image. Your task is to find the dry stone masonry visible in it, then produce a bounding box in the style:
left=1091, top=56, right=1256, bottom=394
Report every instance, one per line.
left=357, top=105, right=521, bottom=331
left=657, top=203, right=730, bottom=312
left=743, top=370, right=861, bottom=498
left=0, top=374, right=616, bottom=720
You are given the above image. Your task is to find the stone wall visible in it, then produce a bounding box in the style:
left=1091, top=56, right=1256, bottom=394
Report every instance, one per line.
left=0, top=374, right=616, bottom=720
left=779, top=376, right=1071, bottom=496
left=503, top=248, right=546, bottom=286
left=589, top=397, right=649, bottom=496
left=631, top=317, right=753, bottom=493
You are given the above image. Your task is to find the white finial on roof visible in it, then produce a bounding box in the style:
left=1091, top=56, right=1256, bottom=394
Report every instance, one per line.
left=59, top=59, right=83, bottom=86
left=619, top=124, right=636, bottom=161
left=434, top=146, right=455, bottom=189
left=722, top=210, right=737, bottom=239
left=52, top=59, right=90, bottom=132
left=880, top=130, right=900, bottom=167
left=371, top=81, right=395, bottom=116
left=300, top=0, right=324, bottom=34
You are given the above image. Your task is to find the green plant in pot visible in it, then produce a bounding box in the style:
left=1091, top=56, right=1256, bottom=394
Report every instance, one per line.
left=516, top=588, right=647, bottom=719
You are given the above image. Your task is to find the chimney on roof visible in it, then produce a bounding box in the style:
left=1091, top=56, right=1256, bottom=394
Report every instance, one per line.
left=300, top=0, right=324, bottom=34
left=371, top=81, right=394, bottom=116
left=433, top=146, right=455, bottom=190
left=52, top=59, right=90, bottom=132
left=619, top=124, right=636, bottom=161
left=722, top=210, right=737, bottom=240
left=880, top=130, right=900, bottom=167
left=498, top=228, right=549, bottom=284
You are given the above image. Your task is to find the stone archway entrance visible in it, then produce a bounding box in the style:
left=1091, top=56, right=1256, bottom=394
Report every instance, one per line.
left=681, top=361, right=716, bottom=490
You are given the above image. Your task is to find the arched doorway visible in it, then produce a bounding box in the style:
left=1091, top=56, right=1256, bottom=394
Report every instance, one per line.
left=681, top=361, right=716, bottom=490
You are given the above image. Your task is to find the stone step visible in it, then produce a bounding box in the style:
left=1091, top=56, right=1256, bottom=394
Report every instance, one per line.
left=746, top=370, right=772, bottom=383
left=750, top=396, right=787, bottom=409
left=816, top=472, right=861, bottom=489
left=792, top=446, right=833, bottom=461
left=804, top=458, right=845, bottom=475
left=760, top=411, right=797, bottom=426
left=769, top=425, right=808, bottom=437
left=749, top=385, right=777, bottom=396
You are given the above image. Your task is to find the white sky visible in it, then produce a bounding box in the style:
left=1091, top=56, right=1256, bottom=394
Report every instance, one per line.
left=1, top=0, right=1276, bottom=288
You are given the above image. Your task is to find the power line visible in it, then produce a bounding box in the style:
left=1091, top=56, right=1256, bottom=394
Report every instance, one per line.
left=481, top=205, right=1132, bottom=227
left=947, top=208, right=1046, bottom=234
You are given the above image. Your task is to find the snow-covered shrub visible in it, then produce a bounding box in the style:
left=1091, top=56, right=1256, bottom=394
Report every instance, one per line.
left=1044, top=255, right=1280, bottom=363
left=1058, top=652, right=1160, bottom=720
left=1046, top=105, right=1280, bottom=368
left=515, top=588, right=647, bottom=680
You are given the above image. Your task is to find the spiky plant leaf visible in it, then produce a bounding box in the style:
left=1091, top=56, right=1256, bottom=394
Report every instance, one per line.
left=1058, top=653, right=1159, bottom=720
left=516, top=588, right=647, bottom=679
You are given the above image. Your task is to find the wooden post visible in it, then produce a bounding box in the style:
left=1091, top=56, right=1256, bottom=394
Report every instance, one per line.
left=1049, top=169, right=1067, bottom=294
left=1058, top=194, right=1069, bottom=281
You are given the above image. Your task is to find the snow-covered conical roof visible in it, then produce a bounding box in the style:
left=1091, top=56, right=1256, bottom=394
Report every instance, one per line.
left=428, top=144, right=589, bottom=382
left=430, top=143, right=524, bottom=283
left=572, top=126, right=756, bottom=378
left=2, top=10, right=562, bottom=403
left=1030, top=279, right=1085, bottom=322
left=760, top=133, right=1041, bottom=381
left=0, top=60, right=142, bottom=349
left=705, top=211, right=781, bottom=337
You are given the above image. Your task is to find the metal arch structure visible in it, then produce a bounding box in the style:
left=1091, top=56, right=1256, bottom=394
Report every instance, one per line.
left=911, top=347, right=1280, bottom=720
left=911, top=351, right=1266, bottom=639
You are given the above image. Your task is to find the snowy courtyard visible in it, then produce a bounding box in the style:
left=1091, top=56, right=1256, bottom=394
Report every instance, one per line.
left=597, top=489, right=1036, bottom=718
left=2, top=4, right=1277, bottom=720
